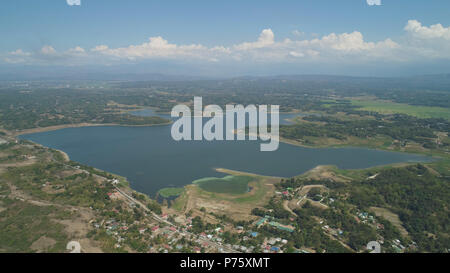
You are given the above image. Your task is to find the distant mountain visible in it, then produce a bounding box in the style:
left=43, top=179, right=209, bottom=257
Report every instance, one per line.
left=237, top=74, right=450, bottom=92
left=1, top=66, right=450, bottom=92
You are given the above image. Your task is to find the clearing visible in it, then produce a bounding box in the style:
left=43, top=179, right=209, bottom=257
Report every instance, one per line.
left=169, top=168, right=280, bottom=221
left=370, top=206, right=409, bottom=237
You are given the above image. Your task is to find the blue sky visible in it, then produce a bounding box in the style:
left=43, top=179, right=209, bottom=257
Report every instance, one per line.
left=1, top=0, right=450, bottom=77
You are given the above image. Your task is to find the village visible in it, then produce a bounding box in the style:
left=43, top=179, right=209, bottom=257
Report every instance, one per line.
left=269, top=179, right=419, bottom=253
left=98, top=181, right=296, bottom=253
left=54, top=159, right=416, bottom=254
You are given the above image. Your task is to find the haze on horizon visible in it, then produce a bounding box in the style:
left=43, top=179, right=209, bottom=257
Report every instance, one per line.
left=1, top=0, right=450, bottom=78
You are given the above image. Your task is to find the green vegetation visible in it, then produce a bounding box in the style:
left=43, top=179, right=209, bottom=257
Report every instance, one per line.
left=158, top=187, right=184, bottom=198
left=277, top=163, right=450, bottom=252
left=0, top=87, right=170, bottom=130
left=0, top=76, right=449, bottom=253
left=348, top=164, right=450, bottom=252
left=0, top=141, right=165, bottom=253
left=1, top=162, right=115, bottom=208
left=171, top=190, right=189, bottom=211
left=281, top=111, right=449, bottom=152
left=193, top=175, right=253, bottom=194
left=351, top=99, right=450, bottom=120
left=0, top=199, right=69, bottom=252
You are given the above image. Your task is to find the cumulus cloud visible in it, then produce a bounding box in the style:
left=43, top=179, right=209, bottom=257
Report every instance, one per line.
left=400, top=20, right=450, bottom=59
left=94, top=28, right=398, bottom=63
left=3, top=45, right=90, bottom=64
left=9, top=49, right=31, bottom=56
left=234, top=29, right=275, bottom=50
left=3, top=20, right=450, bottom=66
left=41, top=45, right=57, bottom=55
left=405, top=20, right=450, bottom=40
left=91, top=36, right=226, bottom=62
left=312, top=31, right=398, bottom=52
left=3, top=49, right=32, bottom=63
left=67, top=46, right=86, bottom=55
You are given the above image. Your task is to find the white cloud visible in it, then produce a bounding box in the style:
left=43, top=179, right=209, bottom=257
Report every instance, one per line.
left=91, top=36, right=226, bottom=62
left=4, top=20, right=450, bottom=66
left=91, top=45, right=109, bottom=53
left=366, top=0, right=381, bottom=6
left=9, top=49, right=31, bottom=56
left=66, top=0, right=81, bottom=6
left=41, top=45, right=57, bottom=55
left=234, top=29, right=275, bottom=50
left=67, top=46, right=86, bottom=55
left=312, top=31, right=399, bottom=53
left=3, top=49, right=32, bottom=63
left=405, top=20, right=450, bottom=40
left=400, top=20, right=450, bottom=60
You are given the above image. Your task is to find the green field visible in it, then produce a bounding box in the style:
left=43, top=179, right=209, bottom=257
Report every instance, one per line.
left=158, top=187, right=184, bottom=198
left=192, top=175, right=253, bottom=194
left=351, top=100, right=450, bottom=120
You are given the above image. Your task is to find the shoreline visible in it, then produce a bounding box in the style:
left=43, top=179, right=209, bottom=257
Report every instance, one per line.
left=214, top=167, right=285, bottom=179
left=236, top=127, right=441, bottom=159
left=55, top=149, right=70, bottom=162
left=16, top=138, right=438, bottom=213
left=279, top=135, right=443, bottom=160
left=12, top=122, right=442, bottom=205
left=13, top=121, right=173, bottom=137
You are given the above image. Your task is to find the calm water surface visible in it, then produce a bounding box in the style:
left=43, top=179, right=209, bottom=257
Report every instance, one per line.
left=20, top=112, right=432, bottom=196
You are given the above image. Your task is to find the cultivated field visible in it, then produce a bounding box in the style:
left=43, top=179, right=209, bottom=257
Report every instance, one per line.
left=351, top=99, right=450, bottom=120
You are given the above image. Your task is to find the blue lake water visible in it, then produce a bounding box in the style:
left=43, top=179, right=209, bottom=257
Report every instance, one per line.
left=20, top=110, right=432, bottom=197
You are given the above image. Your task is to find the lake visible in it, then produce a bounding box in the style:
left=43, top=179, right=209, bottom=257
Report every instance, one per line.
left=20, top=111, right=432, bottom=197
